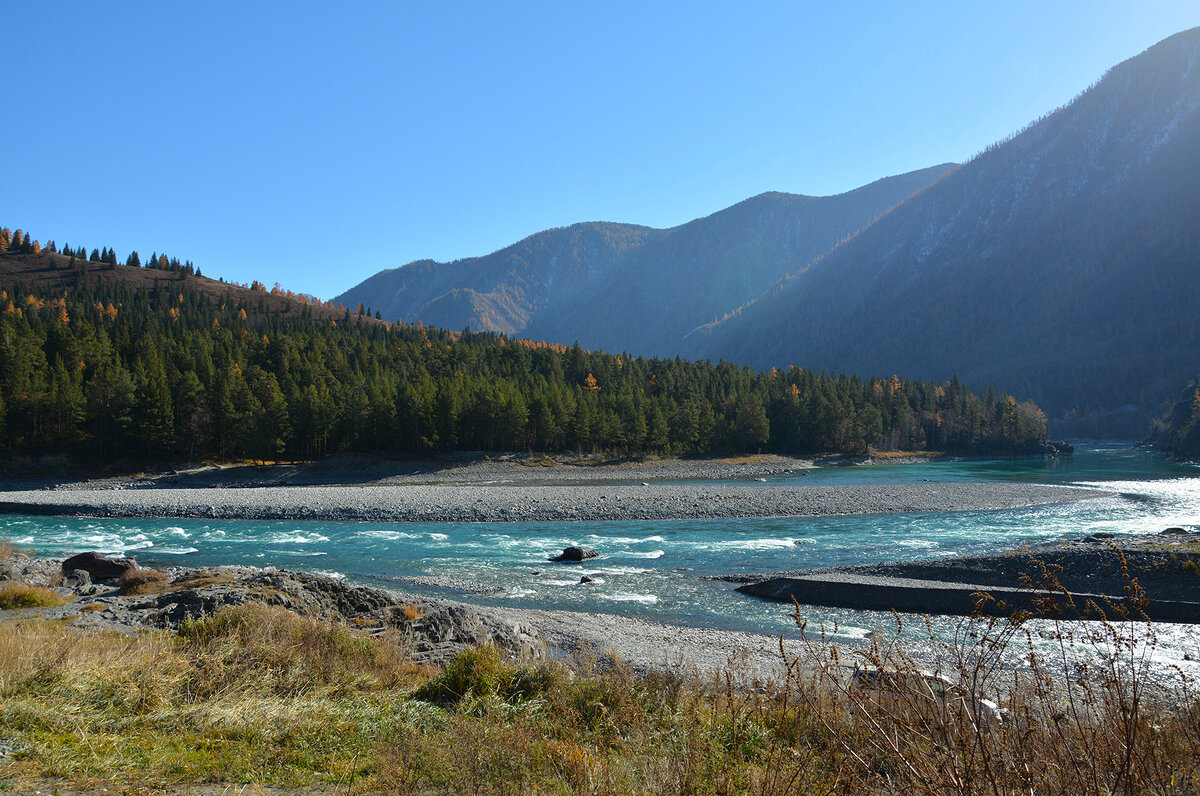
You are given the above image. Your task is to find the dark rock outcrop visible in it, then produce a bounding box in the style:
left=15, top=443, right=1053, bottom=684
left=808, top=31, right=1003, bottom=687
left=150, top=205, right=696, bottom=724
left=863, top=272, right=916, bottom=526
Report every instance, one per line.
left=125, top=566, right=542, bottom=666
left=60, top=551, right=137, bottom=581
left=549, top=546, right=598, bottom=562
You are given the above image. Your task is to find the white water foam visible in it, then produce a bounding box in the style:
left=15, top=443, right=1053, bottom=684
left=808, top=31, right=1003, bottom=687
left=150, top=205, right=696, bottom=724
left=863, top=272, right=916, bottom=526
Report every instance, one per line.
left=896, top=539, right=939, bottom=549
left=601, top=592, right=658, bottom=605
left=586, top=534, right=666, bottom=544
left=354, top=530, right=421, bottom=540
left=268, top=531, right=330, bottom=545
left=710, top=537, right=800, bottom=551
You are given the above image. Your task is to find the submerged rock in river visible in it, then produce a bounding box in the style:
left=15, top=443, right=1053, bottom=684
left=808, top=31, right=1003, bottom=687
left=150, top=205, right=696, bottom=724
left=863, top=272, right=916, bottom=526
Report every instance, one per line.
left=549, top=546, right=599, bottom=562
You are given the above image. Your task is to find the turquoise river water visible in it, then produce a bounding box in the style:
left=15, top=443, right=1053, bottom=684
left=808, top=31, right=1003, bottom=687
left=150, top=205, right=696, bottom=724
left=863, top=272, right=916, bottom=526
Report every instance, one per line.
left=3, top=446, right=1199, bottom=670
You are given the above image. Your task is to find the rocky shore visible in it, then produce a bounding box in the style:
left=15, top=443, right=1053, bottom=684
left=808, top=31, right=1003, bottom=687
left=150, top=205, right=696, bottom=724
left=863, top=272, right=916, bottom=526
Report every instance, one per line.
left=4, top=529, right=1197, bottom=687
left=0, top=481, right=1103, bottom=523
left=0, top=552, right=798, bottom=680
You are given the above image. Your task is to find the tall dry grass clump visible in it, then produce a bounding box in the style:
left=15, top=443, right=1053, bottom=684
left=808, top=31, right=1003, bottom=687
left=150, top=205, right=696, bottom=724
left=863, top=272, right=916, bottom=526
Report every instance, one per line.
left=117, top=567, right=169, bottom=595
left=176, top=602, right=428, bottom=696
left=0, top=582, right=67, bottom=609
left=769, top=554, right=1200, bottom=795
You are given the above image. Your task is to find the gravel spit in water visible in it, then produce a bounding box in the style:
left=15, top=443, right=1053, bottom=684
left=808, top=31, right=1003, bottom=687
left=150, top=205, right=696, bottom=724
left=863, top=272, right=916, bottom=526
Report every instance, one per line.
left=0, top=482, right=1104, bottom=522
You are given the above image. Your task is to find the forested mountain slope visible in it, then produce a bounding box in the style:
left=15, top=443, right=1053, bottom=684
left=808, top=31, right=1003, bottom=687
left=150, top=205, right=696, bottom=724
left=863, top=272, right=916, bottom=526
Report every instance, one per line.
left=334, top=165, right=957, bottom=353
left=1152, top=372, right=1200, bottom=457
left=688, top=27, right=1200, bottom=434
left=0, top=236, right=1045, bottom=465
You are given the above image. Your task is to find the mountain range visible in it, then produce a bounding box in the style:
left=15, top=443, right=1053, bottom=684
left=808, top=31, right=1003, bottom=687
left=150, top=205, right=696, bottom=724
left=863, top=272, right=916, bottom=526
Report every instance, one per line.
left=339, top=26, right=1200, bottom=436
left=334, top=165, right=957, bottom=356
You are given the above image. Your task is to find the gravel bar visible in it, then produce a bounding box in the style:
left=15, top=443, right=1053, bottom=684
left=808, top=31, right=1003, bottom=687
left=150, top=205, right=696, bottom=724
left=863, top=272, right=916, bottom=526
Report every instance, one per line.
left=0, top=482, right=1104, bottom=522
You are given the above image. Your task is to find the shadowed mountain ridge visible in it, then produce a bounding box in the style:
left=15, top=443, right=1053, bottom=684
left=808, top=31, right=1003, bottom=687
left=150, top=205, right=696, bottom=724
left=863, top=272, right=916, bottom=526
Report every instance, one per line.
left=687, top=26, right=1200, bottom=433
left=334, top=164, right=958, bottom=352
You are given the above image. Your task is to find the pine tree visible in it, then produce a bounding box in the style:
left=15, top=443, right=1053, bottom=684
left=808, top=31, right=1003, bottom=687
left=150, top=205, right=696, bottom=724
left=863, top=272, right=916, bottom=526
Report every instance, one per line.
left=133, top=347, right=175, bottom=456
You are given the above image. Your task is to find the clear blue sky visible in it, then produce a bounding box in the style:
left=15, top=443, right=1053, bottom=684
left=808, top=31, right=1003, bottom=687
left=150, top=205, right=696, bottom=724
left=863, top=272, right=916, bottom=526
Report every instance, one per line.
left=3, top=2, right=1198, bottom=300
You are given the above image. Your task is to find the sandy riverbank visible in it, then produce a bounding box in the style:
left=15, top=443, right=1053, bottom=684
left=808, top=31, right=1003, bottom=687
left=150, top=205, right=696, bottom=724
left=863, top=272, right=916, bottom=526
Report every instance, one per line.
left=0, top=480, right=1104, bottom=522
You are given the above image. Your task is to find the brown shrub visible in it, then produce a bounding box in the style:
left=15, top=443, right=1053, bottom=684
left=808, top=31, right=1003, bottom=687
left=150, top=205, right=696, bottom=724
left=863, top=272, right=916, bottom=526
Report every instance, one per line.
left=118, top=568, right=169, bottom=596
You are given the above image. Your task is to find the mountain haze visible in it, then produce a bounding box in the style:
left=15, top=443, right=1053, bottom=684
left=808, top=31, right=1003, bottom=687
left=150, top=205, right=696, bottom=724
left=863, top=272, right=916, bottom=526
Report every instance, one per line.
left=688, top=26, right=1200, bottom=432
left=334, top=165, right=957, bottom=353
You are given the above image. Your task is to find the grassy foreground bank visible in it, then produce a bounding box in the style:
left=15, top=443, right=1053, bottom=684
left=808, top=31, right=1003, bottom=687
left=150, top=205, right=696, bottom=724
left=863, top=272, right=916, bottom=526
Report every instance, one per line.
left=1, top=596, right=1198, bottom=795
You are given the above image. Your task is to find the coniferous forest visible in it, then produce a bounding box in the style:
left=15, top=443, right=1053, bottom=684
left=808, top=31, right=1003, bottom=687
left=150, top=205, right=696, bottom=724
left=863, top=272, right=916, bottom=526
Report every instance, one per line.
left=1152, top=373, right=1200, bottom=458
left=0, top=229, right=1048, bottom=465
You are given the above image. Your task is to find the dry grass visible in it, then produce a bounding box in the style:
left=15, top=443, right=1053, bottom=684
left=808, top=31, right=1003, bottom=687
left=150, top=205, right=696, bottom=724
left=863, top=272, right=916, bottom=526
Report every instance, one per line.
left=870, top=449, right=946, bottom=460
left=117, top=567, right=170, bottom=595
left=171, top=571, right=242, bottom=590
left=0, top=569, right=1198, bottom=794
left=717, top=454, right=769, bottom=465
left=0, top=582, right=68, bottom=609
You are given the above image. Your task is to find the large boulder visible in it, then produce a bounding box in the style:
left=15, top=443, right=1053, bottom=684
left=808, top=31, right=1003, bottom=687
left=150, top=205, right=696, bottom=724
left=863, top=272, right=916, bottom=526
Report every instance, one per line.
left=405, top=604, right=542, bottom=665
left=549, top=546, right=598, bottom=562
left=60, top=551, right=138, bottom=581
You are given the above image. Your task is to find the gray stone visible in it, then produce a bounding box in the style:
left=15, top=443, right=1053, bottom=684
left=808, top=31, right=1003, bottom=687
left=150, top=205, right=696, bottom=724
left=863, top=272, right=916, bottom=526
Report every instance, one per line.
left=63, top=568, right=92, bottom=589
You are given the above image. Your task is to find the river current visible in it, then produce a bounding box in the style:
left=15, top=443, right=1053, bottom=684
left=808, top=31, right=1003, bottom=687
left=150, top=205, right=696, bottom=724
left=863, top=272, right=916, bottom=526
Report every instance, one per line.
left=4, top=446, right=1199, bottom=669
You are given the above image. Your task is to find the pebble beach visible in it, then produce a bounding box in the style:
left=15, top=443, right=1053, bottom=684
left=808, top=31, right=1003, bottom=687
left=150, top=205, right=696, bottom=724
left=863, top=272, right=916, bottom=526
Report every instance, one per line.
left=0, top=481, right=1103, bottom=523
